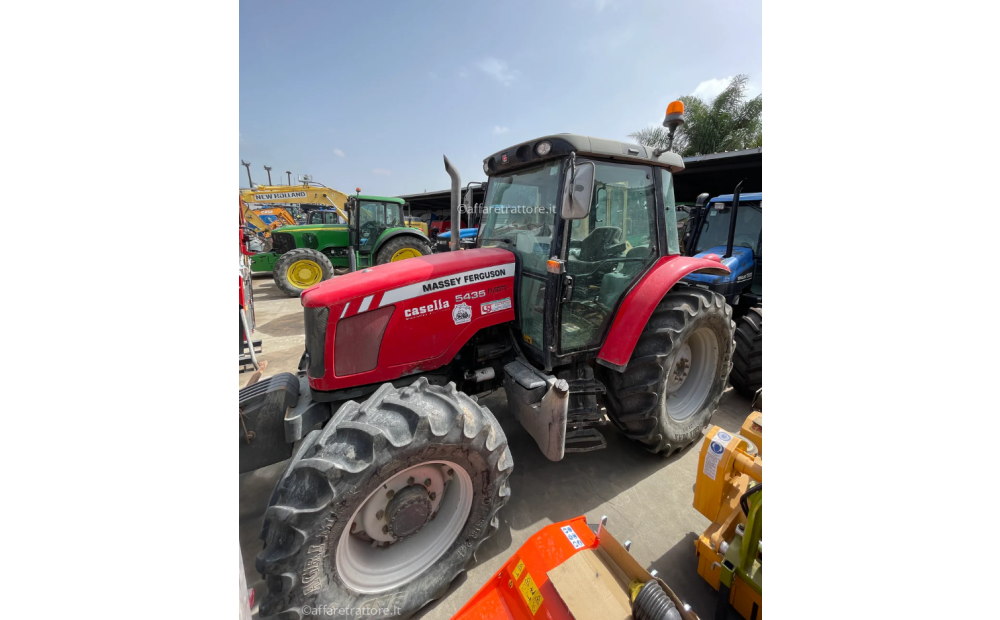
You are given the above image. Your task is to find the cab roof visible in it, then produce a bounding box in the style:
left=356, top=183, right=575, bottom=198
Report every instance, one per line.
left=484, top=133, right=685, bottom=176
left=710, top=192, right=762, bottom=203
left=358, top=195, right=405, bottom=204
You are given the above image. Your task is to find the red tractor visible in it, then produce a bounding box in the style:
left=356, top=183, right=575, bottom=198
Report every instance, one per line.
left=239, top=122, right=735, bottom=619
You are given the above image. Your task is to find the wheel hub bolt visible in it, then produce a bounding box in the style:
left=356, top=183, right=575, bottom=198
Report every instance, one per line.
left=386, top=489, right=395, bottom=499
left=407, top=477, right=415, bottom=485
left=376, top=509, right=384, bottom=520
left=429, top=492, right=437, bottom=500
left=424, top=478, right=431, bottom=487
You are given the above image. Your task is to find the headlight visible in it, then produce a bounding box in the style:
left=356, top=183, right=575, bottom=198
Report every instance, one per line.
left=483, top=160, right=490, bottom=174
left=535, top=141, right=552, bottom=156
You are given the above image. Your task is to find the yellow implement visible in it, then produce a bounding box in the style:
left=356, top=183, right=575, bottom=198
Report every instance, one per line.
left=693, top=408, right=762, bottom=620
left=403, top=216, right=429, bottom=236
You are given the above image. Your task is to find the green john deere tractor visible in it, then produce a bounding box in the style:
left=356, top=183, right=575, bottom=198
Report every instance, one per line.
left=250, top=194, right=432, bottom=297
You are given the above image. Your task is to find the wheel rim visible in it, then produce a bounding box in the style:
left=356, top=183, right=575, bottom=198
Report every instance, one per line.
left=286, top=259, right=322, bottom=288
left=390, top=248, right=422, bottom=261
left=335, top=460, right=473, bottom=593
left=664, top=327, right=720, bottom=421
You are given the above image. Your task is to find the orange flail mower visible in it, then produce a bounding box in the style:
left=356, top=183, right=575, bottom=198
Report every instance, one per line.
left=453, top=516, right=697, bottom=620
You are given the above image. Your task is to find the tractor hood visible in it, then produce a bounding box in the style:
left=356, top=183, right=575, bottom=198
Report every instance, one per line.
left=301, top=246, right=515, bottom=309
left=683, top=247, right=754, bottom=284
left=302, top=246, right=519, bottom=393
left=275, top=223, right=348, bottom=233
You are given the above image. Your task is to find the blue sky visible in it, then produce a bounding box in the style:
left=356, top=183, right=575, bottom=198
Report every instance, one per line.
left=239, top=0, right=761, bottom=194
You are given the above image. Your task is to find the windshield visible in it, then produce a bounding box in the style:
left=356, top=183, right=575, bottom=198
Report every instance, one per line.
left=694, top=201, right=762, bottom=255
left=479, top=160, right=561, bottom=273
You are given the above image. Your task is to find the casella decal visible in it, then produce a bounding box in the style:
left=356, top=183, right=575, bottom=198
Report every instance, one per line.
left=404, top=298, right=450, bottom=319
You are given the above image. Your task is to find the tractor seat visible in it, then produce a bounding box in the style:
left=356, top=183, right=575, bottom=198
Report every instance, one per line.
left=577, top=227, right=625, bottom=262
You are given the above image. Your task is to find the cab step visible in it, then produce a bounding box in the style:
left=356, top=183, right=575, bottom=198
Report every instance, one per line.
left=565, top=428, right=607, bottom=452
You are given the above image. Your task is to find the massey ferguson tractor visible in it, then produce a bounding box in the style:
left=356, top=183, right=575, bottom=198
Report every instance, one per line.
left=239, top=110, right=736, bottom=619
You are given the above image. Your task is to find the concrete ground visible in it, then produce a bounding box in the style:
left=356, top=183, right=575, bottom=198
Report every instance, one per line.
left=240, top=274, right=754, bottom=620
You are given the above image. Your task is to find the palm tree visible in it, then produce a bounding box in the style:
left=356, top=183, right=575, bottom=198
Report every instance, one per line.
left=630, top=75, right=762, bottom=157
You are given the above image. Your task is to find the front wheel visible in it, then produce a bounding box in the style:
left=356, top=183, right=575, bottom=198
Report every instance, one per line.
left=256, top=378, right=512, bottom=619
left=272, top=248, right=334, bottom=297
left=602, top=285, right=735, bottom=456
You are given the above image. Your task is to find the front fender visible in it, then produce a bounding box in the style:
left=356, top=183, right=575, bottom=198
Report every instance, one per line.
left=596, top=255, right=729, bottom=372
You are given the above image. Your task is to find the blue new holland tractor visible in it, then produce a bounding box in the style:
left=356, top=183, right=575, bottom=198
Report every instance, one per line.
left=682, top=185, right=762, bottom=397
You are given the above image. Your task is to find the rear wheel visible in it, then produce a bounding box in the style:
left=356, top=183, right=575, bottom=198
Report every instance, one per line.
left=729, top=307, right=762, bottom=397
left=256, top=378, right=512, bottom=619
left=602, top=285, right=734, bottom=455
left=376, top=236, right=431, bottom=265
left=273, top=248, right=334, bottom=297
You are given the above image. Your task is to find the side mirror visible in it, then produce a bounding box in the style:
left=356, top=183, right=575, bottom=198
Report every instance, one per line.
left=463, top=187, right=474, bottom=212
left=562, top=161, right=595, bottom=220
left=694, top=192, right=710, bottom=208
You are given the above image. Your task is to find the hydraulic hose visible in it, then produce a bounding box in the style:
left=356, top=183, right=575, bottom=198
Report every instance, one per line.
left=631, top=580, right=681, bottom=620
left=740, top=483, right=762, bottom=516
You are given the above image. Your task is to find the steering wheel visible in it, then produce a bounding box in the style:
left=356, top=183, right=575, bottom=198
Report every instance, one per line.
left=360, top=221, right=380, bottom=240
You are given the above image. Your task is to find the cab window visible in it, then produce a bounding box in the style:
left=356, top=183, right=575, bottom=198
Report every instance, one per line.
left=359, top=201, right=379, bottom=226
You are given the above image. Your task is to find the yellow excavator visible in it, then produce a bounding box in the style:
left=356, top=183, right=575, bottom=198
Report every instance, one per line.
left=239, top=183, right=350, bottom=223
left=241, top=199, right=273, bottom=234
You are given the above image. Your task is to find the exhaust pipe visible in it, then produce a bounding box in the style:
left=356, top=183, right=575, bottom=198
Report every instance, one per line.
left=724, top=179, right=744, bottom=259
left=444, top=155, right=461, bottom=252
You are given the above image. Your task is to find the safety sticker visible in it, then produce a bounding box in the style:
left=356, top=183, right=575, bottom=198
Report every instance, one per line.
left=452, top=302, right=472, bottom=325
left=703, top=430, right=733, bottom=481
left=561, top=525, right=585, bottom=549
left=519, top=573, right=544, bottom=615
left=512, top=559, right=525, bottom=581
left=481, top=297, right=512, bottom=315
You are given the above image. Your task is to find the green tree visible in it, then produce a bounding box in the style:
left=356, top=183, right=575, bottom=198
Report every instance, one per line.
left=630, top=75, right=762, bottom=157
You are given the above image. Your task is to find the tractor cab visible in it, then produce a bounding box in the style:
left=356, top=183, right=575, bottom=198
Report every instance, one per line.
left=344, top=194, right=425, bottom=264
left=477, top=134, right=684, bottom=371
left=682, top=192, right=762, bottom=309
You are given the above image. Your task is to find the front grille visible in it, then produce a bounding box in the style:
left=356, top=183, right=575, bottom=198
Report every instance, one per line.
left=272, top=232, right=295, bottom=254
left=303, top=306, right=329, bottom=378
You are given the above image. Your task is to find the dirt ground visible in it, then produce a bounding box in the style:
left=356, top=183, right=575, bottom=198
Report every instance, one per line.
left=239, top=273, right=754, bottom=619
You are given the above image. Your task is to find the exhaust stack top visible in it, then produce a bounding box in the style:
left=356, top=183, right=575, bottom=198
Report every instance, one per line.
left=443, top=155, right=461, bottom=252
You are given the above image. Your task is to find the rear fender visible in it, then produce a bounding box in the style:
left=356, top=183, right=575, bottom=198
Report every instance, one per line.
left=240, top=373, right=306, bottom=473
left=373, top=228, right=432, bottom=255
left=596, top=255, right=729, bottom=372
